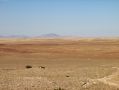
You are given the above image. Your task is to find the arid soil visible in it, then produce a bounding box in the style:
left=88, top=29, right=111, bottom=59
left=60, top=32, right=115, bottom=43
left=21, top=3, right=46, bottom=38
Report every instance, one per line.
left=0, top=38, right=119, bottom=90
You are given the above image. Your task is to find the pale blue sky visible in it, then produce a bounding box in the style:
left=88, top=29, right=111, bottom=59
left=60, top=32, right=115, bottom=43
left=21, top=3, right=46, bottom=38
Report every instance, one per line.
left=0, top=0, right=119, bottom=36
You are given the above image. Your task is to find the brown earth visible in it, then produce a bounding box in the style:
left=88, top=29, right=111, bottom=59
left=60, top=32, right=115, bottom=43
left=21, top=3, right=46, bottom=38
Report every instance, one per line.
left=0, top=38, right=119, bottom=90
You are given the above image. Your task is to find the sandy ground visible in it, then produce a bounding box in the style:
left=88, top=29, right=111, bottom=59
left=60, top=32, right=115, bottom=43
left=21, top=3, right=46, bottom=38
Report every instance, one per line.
left=0, top=38, right=119, bottom=90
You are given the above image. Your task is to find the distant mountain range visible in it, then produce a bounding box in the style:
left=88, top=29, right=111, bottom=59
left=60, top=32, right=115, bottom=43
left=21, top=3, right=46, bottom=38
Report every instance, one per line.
left=0, top=34, right=119, bottom=39
left=0, top=33, right=61, bottom=38
left=37, top=33, right=60, bottom=38
left=0, top=35, right=29, bottom=38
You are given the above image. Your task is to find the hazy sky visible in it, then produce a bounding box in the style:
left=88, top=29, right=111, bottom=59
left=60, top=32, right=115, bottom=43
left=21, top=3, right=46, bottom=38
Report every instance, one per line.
left=0, top=0, right=119, bottom=36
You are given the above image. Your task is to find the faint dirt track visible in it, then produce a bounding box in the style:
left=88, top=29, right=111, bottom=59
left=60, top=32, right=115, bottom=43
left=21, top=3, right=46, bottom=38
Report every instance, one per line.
left=95, top=67, right=119, bottom=88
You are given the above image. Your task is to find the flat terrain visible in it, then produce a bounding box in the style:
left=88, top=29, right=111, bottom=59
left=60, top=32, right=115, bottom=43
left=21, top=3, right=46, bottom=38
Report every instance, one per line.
left=0, top=38, right=119, bottom=90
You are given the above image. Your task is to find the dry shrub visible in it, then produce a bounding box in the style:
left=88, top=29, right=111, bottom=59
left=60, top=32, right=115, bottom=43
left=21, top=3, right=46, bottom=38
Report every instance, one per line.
left=25, top=65, right=32, bottom=69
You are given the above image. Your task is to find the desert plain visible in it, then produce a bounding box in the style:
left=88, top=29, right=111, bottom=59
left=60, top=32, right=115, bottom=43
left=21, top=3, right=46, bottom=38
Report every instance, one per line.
left=0, top=38, right=119, bottom=90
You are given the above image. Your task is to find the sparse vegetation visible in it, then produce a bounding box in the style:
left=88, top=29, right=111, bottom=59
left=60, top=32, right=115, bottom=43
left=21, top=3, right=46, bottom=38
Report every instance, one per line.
left=54, top=87, right=65, bottom=90
left=39, top=66, right=45, bottom=69
left=25, top=65, right=32, bottom=69
left=0, top=38, right=119, bottom=90
left=65, top=75, right=70, bottom=77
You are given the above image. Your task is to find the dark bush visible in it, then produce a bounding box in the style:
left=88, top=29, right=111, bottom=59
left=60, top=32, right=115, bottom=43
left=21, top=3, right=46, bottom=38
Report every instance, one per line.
left=25, top=65, right=32, bottom=69
left=54, top=87, right=65, bottom=90
left=39, top=66, right=45, bottom=69
left=65, top=75, right=70, bottom=77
